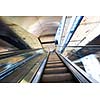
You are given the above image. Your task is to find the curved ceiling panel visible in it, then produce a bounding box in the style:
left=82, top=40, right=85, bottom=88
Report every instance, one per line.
left=4, top=16, right=62, bottom=37
left=28, top=16, right=62, bottom=37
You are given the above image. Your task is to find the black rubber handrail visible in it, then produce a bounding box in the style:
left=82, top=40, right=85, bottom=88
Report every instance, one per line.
left=32, top=52, right=49, bottom=83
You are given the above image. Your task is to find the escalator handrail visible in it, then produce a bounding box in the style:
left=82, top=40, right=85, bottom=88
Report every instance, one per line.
left=0, top=48, right=43, bottom=59
left=19, top=54, right=47, bottom=83
left=57, top=52, right=98, bottom=83
left=0, top=48, right=43, bottom=54
left=0, top=53, right=42, bottom=80
left=32, top=52, right=49, bottom=83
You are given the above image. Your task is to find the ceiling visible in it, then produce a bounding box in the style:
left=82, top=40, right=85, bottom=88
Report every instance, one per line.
left=4, top=16, right=62, bottom=37
left=0, top=16, right=100, bottom=54
left=3, top=16, right=62, bottom=51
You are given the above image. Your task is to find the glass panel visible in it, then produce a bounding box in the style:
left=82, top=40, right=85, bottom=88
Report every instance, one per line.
left=0, top=49, right=44, bottom=74
left=62, top=45, right=100, bottom=72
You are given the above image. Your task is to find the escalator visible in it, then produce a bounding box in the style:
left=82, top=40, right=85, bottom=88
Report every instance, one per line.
left=40, top=52, right=79, bottom=83
left=0, top=49, right=47, bottom=83
left=0, top=50, right=97, bottom=83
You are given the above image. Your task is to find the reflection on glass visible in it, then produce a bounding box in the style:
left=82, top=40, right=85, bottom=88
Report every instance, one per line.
left=62, top=45, right=100, bottom=70
left=0, top=50, right=44, bottom=74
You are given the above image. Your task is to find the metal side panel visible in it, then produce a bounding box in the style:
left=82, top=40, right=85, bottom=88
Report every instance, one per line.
left=32, top=53, right=49, bottom=83
left=31, top=58, right=47, bottom=83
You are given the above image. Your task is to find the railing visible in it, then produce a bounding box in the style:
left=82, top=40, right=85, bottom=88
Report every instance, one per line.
left=31, top=52, right=49, bottom=83
left=0, top=49, right=48, bottom=83
left=0, top=48, right=43, bottom=59
left=57, top=52, right=98, bottom=83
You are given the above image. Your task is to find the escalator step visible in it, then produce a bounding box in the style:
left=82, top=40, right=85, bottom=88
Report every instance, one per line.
left=40, top=52, right=77, bottom=83
left=49, top=57, right=59, bottom=58
left=44, top=67, right=68, bottom=74
left=48, top=59, right=61, bottom=62
left=47, top=61, right=62, bottom=64
left=46, top=63, right=64, bottom=67
left=41, top=73, right=73, bottom=82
